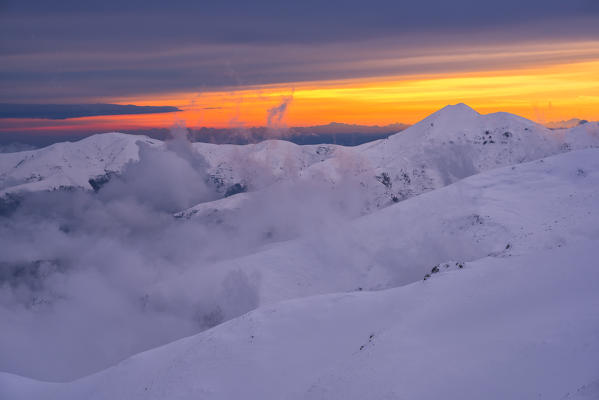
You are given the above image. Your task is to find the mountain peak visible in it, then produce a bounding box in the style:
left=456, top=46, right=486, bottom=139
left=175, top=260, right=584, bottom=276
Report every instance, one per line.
left=436, top=103, right=479, bottom=116
left=410, top=103, right=480, bottom=132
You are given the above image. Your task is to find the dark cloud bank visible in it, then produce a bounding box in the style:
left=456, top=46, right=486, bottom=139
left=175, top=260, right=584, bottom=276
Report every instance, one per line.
left=1, top=0, right=598, bottom=102
left=0, top=103, right=181, bottom=119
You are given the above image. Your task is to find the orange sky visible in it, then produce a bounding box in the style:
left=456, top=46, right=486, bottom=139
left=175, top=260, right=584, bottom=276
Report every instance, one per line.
left=3, top=49, right=599, bottom=135
left=113, top=57, right=599, bottom=129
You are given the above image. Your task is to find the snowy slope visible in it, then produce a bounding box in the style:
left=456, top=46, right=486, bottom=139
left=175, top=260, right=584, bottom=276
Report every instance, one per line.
left=0, top=133, right=341, bottom=198
left=173, top=191, right=252, bottom=220
left=193, top=139, right=343, bottom=192
left=2, top=240, right=598, bottom=400
left=145, top=148, right=599, bottom=312
left=1, top=105, right=599, bottom=392
left=554, top=121, right=599, bottom=150
left=3, top=147, right=594, bottom=382
left=301, top=103, right=573, bottom=207
left=0, top=133, right=162, bottom=196
left=180, top=104, right=598, bottom=218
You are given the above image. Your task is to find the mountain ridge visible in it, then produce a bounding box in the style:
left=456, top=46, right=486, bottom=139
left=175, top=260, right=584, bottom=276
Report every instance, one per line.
left=2, top=104, right=597, bottom=207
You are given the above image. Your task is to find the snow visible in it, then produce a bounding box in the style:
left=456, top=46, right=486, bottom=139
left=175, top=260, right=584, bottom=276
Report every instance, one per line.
left=4, top=103, right=597, bottom=209
left=556, top=121, right=599, bottom=150
left=174, top=192, right=251, bottom=220
left=2, top=240, right=598, bottom=400
left=300, top=103, right=568, bottom=207
left=145, top=149, right=599, bottom=308
left=1, top=104, right=598, bottom=399
left=0, top=133, right=162, bottom=196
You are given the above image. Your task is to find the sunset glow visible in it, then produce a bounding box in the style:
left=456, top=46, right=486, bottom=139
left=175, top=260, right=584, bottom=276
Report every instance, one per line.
left=2, top=4, right=599, bottom=140
left=110, top=56, right=599, bottom=129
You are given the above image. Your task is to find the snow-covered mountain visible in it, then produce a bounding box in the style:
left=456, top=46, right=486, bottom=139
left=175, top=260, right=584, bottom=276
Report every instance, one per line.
left=176, top=104, right=598, bottom=228
left=143, top=148, right=599, bottom=314
left=0, top=132, right=341, bottom=199
left=0, top=133, right=162, bottom=197
left=1, top=104, right=598, bottom=398
left=299, top=104, right=595, bottom=207
left=2, top=104, right=597, bottom=209
left=2, top=148, right=599, bottom=398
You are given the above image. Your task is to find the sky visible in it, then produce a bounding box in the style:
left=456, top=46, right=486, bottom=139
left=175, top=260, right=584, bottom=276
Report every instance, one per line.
left=1, top=0, right=599, bottom=141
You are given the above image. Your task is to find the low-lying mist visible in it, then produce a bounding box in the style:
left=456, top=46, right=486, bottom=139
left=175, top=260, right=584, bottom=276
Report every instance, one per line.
left=0, top=132, right=368, bottom=381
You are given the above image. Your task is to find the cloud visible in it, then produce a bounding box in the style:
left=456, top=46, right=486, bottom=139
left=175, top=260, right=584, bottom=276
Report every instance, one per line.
left=0, top=142, right=37, bottom=153
left=0, top=128, right=373, bottom=382
left=267, top=94, right=293, bottom=128
left=2, top=1, right=597, bottom=50
left=1, top=1, right=598, bottom=102
left=0, top=103, right=181, bottom=119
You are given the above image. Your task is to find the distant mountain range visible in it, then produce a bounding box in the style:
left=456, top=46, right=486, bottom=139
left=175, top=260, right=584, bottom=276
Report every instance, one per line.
left=2, top=103, right=597, bottom=206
